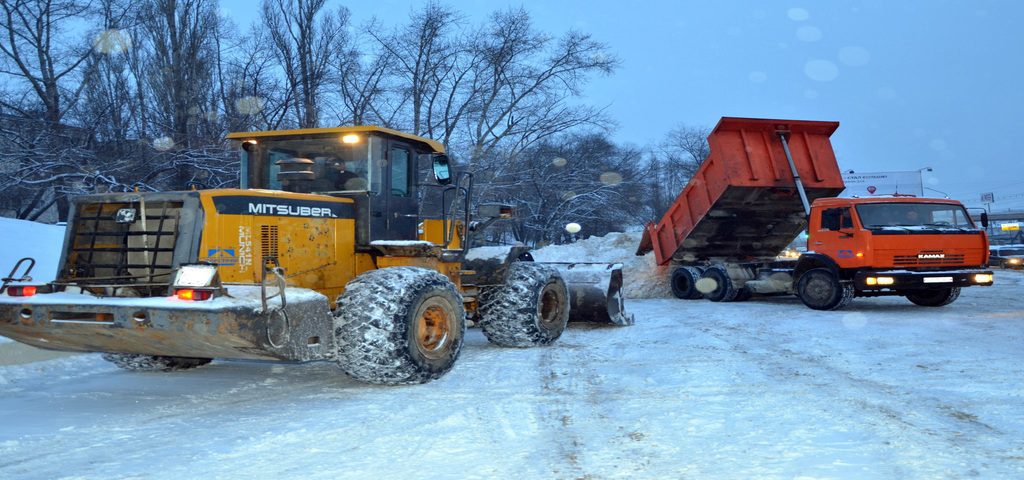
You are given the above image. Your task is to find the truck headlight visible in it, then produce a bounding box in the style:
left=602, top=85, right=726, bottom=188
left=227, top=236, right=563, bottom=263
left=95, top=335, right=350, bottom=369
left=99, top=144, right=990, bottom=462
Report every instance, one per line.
left=1009, top=258, right=1021, bottom=265
left=865, top=276, right=895, bottom=286
left=973, top=273, right=993, bottom=284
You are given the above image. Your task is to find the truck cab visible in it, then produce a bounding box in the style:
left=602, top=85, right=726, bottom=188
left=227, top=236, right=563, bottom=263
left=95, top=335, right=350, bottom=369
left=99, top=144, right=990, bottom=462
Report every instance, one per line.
left=796, top=196, right=993, bottom=308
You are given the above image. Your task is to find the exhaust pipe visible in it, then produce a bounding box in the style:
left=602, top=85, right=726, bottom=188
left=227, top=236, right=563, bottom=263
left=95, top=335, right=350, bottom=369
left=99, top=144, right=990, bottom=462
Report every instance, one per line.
left=544, top=262, right=634, bottom=326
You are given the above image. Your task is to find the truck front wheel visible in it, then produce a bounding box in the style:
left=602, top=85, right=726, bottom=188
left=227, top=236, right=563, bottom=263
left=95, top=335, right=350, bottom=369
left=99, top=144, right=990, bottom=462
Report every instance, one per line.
left=906, top=287, right=961, bottom=307
left=796, top=268, right=853, bottom=311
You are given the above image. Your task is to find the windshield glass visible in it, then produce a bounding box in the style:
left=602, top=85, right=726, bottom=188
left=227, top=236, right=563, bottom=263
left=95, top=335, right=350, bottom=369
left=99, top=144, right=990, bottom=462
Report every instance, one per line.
left=995, top=248, right=1024, bottom=256
left=855, top=202, right=975, bottom=229
left=245, top=137, right=371, bottom=192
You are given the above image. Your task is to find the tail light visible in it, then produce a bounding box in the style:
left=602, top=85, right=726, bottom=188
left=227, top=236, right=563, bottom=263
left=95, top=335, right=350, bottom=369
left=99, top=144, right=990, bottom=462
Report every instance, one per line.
left=174, top=288, right=214, bottom=301
left=7, top=286, right=37, bottom=297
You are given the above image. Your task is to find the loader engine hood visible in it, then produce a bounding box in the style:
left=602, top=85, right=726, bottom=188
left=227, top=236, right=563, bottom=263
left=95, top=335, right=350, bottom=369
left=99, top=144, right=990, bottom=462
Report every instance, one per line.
left=57, top=192, right=204, bottom=297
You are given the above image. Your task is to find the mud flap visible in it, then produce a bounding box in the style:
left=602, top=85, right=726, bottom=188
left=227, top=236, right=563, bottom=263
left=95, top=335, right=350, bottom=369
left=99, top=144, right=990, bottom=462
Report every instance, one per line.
left=544, top=262, right=634, bottom=326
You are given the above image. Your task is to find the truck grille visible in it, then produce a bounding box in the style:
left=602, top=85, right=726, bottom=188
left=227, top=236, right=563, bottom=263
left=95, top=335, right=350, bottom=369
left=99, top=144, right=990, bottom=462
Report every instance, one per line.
left=892, top=252, right=966, bottom=267
left=63, top=199, right=184, bottom=295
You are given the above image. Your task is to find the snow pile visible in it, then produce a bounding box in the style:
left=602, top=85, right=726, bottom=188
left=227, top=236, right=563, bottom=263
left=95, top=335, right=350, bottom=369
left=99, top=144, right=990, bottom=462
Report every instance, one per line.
left=0, top=217, right=66, bottom=345
left=0, top=217, right=65, bottom=284
left=531, top=231, right=671, bottom=299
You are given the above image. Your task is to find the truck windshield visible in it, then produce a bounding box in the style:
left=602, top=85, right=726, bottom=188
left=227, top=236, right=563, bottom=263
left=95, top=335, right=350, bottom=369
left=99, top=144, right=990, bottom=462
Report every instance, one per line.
left=244, top=137, right=372, bottom=192
left=855, top=202, right=975, bottom=229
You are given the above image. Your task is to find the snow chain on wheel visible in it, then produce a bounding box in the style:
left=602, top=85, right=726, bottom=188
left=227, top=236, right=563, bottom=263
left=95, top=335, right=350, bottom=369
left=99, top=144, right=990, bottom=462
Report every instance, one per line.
left=478, top=262, right=570, bottom=347
left=671, top=266, right=704, bottom=300
left=102, top=353, right=212, bottom=372
left=334, top=267, right=465, bottom=385
left=797, top=268, right=853, bottom=311
left=906, top=287, right=961, bottom=307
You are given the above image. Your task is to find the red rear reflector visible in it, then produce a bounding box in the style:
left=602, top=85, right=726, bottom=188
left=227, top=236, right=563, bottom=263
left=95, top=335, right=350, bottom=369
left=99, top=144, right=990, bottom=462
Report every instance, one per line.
left=175, top=289, right=213, bottom=301
left=7, top=286, right=37, bottom=297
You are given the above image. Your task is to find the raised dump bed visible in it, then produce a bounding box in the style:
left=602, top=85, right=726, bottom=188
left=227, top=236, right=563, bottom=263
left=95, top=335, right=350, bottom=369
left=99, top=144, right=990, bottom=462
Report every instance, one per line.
left=638, top=117, right=846, bottom=265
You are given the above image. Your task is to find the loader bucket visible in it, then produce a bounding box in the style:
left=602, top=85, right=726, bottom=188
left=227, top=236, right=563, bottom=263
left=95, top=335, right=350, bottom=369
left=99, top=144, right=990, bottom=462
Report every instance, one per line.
left=545, top=262, right=634, bottom=326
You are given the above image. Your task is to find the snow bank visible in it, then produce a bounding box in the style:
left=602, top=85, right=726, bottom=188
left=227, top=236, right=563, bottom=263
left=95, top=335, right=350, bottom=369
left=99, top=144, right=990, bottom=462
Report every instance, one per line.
left=0, top=217, right=66, bottom=345
left=531, top=232, right=672, bottom=299
left=0, top=217, right=65, bottom=284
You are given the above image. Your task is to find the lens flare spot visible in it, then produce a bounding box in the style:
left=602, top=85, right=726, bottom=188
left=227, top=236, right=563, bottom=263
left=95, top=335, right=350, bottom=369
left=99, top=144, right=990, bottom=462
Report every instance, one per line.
left=695, top=278, right=718, bottom=294
left=600, top=171, right=623, bottom=185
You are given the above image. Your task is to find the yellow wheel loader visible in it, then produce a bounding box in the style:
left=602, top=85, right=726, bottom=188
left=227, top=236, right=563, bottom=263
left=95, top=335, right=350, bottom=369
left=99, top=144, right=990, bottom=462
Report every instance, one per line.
left=0, top=126, right=631, bottom=384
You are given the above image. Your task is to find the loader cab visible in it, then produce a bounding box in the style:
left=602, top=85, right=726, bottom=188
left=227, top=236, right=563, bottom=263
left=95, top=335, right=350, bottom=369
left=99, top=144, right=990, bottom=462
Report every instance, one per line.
left=228, top=126, right=449, bottom=245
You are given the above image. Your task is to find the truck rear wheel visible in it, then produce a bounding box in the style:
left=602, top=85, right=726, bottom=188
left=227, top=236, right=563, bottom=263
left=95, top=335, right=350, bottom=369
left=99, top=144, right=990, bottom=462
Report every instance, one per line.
left=796, top=268, right=853, bottom=311
left=699, top=266, right=738, bottom=302
left=906, top=287, right=961, bottom=307
left=478, top=262, right=569, bottom=347
left=334, top=267, right=465, bottom=385
left=102, top=353, right=212, bottom=372
left=671, top=267, right=704, bottom=300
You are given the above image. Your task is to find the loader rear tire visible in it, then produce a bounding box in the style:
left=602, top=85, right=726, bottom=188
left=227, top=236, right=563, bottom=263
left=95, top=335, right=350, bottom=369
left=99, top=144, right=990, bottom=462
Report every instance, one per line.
left=796, top=268, right=853, bottom=311
left=478, top=262, right=569, bottom=347
left=699, top=266, right=738, bottom=302
left=102, top=353, right=212, bottom=372
left=671, top=266, right=704, bottom=300
left=334, top=267, right=465, bottom=385
left=906, top=287, right=960, bottom=307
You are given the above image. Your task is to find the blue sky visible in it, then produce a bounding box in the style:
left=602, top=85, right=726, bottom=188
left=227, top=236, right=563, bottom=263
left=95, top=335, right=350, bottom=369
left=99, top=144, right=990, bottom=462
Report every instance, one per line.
left=221, top=0, right=1024, bottom=211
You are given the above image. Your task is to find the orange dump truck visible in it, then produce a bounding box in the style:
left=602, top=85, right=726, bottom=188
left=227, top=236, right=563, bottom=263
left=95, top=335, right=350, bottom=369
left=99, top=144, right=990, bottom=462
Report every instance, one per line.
left=637, top=117, right=993, bottom=310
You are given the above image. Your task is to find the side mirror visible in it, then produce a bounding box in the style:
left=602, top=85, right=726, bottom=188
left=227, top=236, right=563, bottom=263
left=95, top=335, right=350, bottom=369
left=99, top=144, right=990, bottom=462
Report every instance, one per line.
left=981, top=212, right=989, bottom=229
left=432, top=154, right=452, bottom=185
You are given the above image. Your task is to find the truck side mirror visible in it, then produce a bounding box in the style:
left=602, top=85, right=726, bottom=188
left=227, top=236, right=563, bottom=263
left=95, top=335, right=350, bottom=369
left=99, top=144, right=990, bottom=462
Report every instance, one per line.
left=980, top=212, right=989, bottom=229
left=432, top=154, right=452, bottom=185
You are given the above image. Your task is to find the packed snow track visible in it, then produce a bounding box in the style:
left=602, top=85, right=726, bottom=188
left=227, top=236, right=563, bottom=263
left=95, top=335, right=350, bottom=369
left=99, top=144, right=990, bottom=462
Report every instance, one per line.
left=1, top=271, right=1022, bottom=479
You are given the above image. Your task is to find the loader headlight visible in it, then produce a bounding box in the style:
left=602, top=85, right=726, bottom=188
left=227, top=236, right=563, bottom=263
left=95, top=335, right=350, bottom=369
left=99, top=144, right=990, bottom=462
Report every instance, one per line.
left=173, top=264, right=220, bottom=288
left=973, top=273, right=993, bottom=284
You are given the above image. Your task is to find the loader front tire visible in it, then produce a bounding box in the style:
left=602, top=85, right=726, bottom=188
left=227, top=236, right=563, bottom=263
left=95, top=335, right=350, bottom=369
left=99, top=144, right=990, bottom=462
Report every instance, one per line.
left=671, top=266, right=704, bottom=300
left=478, top=262, right=569, bottom=347
left=102, top=353, right=211, bottom=372
left=334, top=267, right=465, bottom=385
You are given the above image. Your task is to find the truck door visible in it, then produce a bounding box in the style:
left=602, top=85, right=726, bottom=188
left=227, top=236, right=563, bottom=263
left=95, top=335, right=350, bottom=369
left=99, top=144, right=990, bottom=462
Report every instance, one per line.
left=385, top=142, right=418, bottom=239
left=815, top=206, right=862, bottom=267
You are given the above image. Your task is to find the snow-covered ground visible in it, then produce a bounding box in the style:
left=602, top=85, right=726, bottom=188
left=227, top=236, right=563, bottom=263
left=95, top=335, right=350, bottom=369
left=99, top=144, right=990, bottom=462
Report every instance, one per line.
left=1, top=220, right=1023, bottom=478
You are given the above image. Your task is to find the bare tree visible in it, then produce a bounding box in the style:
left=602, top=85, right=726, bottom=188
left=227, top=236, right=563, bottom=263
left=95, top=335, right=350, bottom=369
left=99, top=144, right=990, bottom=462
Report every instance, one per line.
left=463, top=8, right=617, bottom=196
left=647, top=124, right=710, bottom=219
left=0, top=0, right=96, bottom=123
left=261, top=0, right=348, bottom=128
left=139, top=0, right=220, bottom=146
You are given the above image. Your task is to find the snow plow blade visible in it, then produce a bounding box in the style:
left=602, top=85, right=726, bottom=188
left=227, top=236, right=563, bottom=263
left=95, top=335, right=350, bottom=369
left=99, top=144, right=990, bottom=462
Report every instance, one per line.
left=545, top=262, right=634, bottom=326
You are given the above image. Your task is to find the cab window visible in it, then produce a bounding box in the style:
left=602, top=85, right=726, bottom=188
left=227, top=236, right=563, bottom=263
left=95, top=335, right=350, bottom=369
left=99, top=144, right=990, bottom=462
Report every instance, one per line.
left=390, top=147, right=411, bottom=197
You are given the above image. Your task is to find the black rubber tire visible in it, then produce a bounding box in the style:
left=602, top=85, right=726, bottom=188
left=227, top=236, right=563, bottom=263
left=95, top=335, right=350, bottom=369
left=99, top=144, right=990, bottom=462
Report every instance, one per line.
left=906, top=287, right=961, bottom=307
left=334, top=267, right=465, bottom=385
left=734, top=286, right=754, bottom=302
left=796, top=268, right=853, bottom=311
left=478, top=262, right=570, bottom=347
left=700, top=266, right=738, bottom=302
left=670, top=266, right=704, bottom=300
left=101, top=353, right=212, bottom=372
